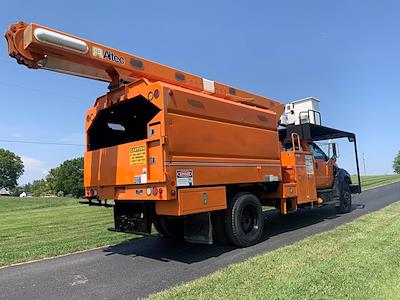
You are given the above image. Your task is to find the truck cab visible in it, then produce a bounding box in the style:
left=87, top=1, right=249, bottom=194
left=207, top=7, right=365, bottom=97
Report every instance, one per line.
left=306, top=142, right=335, bottom=189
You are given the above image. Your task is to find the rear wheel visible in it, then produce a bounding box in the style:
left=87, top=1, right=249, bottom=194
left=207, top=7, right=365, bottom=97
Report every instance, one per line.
left=335, top=183, right=352, bottom=214
left=153, top=215, right=184, bottom=238
left=225, top=193, right=264, bottom=247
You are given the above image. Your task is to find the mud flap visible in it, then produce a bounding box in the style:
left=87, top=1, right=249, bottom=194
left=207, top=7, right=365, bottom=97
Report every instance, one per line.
left=184, top=212, right=213, bottom=244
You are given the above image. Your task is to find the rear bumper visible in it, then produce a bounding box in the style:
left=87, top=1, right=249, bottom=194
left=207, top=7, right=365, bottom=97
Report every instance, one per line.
left=84, top=184, right=173, bottom=201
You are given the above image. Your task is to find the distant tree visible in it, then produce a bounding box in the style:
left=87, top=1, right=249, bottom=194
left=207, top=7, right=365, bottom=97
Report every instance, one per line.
left=31, top=179, right=51, bottom=197
left=394, top=150, right=400, bottom=174
left=0, top=148, right=24, bottom=190
left=23, top=182, right=33, bottom=194
left=11, top=186, right=23, bottom=196
left=47, top=157, right=84, bottom=198
left=10, top=182, right=34, bottom=196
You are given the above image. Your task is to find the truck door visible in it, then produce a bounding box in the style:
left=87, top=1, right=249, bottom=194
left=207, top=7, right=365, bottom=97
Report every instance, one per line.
left=308, top=143, right=334, bottom=189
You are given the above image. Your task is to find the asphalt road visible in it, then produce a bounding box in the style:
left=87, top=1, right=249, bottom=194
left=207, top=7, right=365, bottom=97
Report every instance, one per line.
left=1, top=182, right=399, bottom=299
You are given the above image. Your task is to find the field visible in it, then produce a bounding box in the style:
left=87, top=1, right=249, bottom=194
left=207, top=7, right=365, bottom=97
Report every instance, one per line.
left=0, top=174, right=398, bottom=268
left=151, top=200, right=400, bottom=300
left=0, top=197, right=134, bottom=267
left=354, top=174, right=400, bottom=190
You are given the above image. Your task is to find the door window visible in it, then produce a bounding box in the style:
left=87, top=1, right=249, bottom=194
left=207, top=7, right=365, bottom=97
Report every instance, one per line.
left=309, top=143, right=328, bottom=161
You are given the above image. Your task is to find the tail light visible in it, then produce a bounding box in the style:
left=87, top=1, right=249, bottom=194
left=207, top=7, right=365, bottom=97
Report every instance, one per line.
left=87, top=188, right=98, bottom=198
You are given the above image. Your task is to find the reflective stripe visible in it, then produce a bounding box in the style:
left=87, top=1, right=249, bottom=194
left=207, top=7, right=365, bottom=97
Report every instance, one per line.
left=165, top=161, right=281, bottom=167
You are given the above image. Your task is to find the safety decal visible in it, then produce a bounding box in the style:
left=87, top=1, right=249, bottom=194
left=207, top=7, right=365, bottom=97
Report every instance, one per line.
left=129, top=145, right=146, bottom=165
left=305, top=155, right=314, bottom=175
left=176, top=169, right=193, bottom=187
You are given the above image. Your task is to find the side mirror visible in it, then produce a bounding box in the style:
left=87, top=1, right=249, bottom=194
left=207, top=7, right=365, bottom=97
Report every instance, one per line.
left=329, top=142, right=339, bottom=159
left=332, top=143, right=337, bottom=157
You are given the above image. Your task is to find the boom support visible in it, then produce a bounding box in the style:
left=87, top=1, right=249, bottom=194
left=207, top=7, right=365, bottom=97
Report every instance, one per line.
left=5, top=21, right=283, bottom=116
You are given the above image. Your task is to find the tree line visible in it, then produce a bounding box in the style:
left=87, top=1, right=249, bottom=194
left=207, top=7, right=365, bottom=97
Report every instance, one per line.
left=0, top=148, right=84, bottom=197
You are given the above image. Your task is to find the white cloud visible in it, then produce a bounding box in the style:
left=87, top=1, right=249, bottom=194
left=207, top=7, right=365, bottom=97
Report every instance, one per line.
left=19, top=156, right=48, bottom=184
left=21, top=156, right=45, bottom=170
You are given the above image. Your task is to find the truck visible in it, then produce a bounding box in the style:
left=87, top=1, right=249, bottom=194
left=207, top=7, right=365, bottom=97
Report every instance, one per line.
left=5, top=21, right=361, bottom=247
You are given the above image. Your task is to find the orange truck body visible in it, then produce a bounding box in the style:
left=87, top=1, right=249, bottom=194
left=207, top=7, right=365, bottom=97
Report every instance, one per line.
left=84, top=79, right=285, bottom=215
left=5, top=21, right=360, bottom=246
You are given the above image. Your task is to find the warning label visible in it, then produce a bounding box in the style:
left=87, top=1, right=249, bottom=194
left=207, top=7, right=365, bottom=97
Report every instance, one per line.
left=129, top=145, right=146, bottom=165
left=305, top=155, right=314, bottom=175
left=176, top=169, right=193, bottom=187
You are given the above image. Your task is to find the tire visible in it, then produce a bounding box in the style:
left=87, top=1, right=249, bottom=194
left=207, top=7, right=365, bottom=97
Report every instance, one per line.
left=153, top=215, right=184, bottom=238
left=335, top=183, right=352, bottom=214
left=225, top=193, right=264, bottom=247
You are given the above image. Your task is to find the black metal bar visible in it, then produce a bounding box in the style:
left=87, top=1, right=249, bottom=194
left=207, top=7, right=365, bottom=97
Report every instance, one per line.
left=79, top=200, right=113, bottom=207
left=352, top=136, right=362, bottom=193
left=108, top=227, right=151, bottom=236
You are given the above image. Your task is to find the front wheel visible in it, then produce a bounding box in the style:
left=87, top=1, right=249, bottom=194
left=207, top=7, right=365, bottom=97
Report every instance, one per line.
left=225, top=193, right=264, bottom=247
left=335, top=184, right=352, bottom=214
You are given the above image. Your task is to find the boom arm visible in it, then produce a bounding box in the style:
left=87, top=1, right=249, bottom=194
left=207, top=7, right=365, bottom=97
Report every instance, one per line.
left=5, top=21, right=284, bottom=115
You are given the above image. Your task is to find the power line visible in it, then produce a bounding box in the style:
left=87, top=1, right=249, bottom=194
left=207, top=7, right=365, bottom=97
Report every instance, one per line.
left=0, top=139, right=84, bottom=147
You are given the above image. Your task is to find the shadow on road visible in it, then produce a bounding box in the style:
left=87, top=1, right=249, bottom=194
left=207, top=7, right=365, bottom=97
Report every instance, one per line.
left=104, top=236, right=237, bottom=264
left=103, top=203, right=366, bottom=264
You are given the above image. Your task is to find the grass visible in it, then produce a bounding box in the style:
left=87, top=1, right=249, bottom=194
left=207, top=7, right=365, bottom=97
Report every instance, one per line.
left=151, top=201, right=400, bottom=300
left=354, top=174, right=400, bottom=190
left=0, top=196, right=134, bottom=267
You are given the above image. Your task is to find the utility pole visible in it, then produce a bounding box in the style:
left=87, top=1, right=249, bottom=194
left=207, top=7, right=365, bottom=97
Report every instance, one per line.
left=362, top=153, right=367, bottom=176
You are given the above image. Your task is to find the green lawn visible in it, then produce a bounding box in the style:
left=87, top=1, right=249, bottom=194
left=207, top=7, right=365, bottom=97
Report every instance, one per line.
left=0, top=197, right=134, bottom=267
left=354, top=174, right=400, bottom=190
left=151, top=201, right=400, bottom=300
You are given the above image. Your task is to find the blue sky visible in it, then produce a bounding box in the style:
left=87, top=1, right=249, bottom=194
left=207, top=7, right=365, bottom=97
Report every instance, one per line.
left=0, top=0, right=399, bottom=184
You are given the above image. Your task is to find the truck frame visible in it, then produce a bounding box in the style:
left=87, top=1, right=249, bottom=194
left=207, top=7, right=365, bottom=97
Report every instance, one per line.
left=5, top=21, right=361, bottom=247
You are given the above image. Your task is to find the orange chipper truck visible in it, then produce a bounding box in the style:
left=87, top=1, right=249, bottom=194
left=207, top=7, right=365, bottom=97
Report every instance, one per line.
left=5, top=21, right=361, bottom=247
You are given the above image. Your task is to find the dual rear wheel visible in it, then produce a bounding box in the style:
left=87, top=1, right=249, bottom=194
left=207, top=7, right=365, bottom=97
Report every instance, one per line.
left=155, top=185, right=352, bottom=246
left=224, top=192, right=264, bottom=247
left=154, top=192, right=265, bottom=247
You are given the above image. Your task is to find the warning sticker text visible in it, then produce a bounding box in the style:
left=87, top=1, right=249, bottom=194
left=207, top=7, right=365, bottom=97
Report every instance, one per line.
left=176, top=169, right=193, bottom=187
left=129, top=145, right=146, bottom=165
